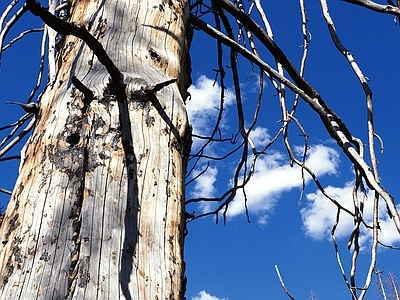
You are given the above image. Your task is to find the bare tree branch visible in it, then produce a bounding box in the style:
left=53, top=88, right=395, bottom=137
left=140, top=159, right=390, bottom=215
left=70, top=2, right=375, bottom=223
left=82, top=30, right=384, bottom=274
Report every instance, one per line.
left=25, top=0, right=123, bottom=87
left=0, top=188, right=12, bottom=195
left=191, top=12, right=400, bottom=232
left=0, top=2, right=28, bottom=62
left=1, top=27, right=43, bottom=51
left=343, top=0, right=400, bottom=16
left=0, top=117, right=35, bottom=158
left=275, top=265, right=296, bottom=300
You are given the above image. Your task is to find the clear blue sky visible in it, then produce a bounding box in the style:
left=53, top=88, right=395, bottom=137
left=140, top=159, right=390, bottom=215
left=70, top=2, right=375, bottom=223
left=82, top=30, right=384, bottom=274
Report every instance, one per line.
left=1, top=1, right=400, bottom=299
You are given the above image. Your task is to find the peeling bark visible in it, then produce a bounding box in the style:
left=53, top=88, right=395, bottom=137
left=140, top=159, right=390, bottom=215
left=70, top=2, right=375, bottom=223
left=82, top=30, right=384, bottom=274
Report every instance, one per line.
left=0, top=1, right=191, bottom=299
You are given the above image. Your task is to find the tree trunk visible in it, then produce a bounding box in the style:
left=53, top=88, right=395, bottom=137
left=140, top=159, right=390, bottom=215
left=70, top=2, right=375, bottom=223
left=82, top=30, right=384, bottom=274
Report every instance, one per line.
left=0, top=1, right=191, bottom=299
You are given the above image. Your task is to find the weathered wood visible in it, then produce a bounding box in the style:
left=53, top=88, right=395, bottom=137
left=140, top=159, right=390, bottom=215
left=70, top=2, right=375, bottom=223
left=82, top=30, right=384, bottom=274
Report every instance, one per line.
left=0, top=1, right=191, bottom=299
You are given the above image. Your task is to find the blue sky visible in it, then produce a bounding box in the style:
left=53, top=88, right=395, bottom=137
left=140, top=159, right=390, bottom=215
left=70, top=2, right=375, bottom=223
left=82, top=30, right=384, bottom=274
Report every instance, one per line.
left=1, top=1, right=400, bottom=299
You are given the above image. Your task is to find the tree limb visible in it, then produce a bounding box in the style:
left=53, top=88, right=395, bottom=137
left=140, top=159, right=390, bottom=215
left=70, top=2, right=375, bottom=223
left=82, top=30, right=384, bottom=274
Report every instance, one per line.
left=191, top=8, right=400, bottom=235
left=25, top=0, right=123, bottom=86
left=275, top=265, right=296, bottom=300
left=343, top=0, right=400, bottom=16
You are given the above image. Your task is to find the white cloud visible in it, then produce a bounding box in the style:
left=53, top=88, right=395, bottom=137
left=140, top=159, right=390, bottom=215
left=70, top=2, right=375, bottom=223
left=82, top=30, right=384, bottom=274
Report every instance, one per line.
left=192, top=290, right=228, bottom=300
left=225, top=144, right=340, bottom=221
left=297, top=144, right=339, bottom=177
left=188, top=165, right=219, bottom=214
left=301, top=183, right=355, bottom=240
left=378, top=212, right=400, bottom=245
left=185, top=75, right=234, bottom=213
left=301, top=182, right=400, bottom=247
left=190, top=166, right=218, bottom=198
left=249, top=126, right=271, bottom=147
left=187, top=76, right=235, bottom=145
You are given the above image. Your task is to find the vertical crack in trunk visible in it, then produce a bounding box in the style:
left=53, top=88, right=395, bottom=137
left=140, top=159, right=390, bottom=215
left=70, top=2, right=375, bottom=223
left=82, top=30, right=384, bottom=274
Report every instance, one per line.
left=65, top=113, right=88, bottom=297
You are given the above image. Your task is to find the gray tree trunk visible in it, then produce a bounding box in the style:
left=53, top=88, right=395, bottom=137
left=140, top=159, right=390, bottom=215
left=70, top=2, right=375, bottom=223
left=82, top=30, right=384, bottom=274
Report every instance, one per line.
left=0, top=1, right=191, bottom=299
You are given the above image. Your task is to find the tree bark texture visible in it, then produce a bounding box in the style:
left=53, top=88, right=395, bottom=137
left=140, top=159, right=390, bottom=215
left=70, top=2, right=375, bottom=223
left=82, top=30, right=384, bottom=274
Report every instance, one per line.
left=0, top=0, right=191, bottom=299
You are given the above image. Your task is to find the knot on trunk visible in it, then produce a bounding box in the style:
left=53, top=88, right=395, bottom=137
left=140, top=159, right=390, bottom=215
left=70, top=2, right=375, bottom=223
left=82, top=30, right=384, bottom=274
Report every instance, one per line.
left=123, top=73, right=153, bottom=102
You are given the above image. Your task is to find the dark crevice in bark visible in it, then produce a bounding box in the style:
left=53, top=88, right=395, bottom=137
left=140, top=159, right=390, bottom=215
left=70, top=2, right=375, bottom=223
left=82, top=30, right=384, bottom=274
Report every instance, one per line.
left=65, top=132, right=80, bottom=146
left=65, top=144, right=86, bottom=298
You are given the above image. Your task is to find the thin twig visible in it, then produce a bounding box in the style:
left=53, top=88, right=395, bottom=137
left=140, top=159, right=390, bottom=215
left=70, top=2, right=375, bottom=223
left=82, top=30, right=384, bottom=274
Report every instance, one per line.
left=0, top=117, right=35, bottom=158
left=0, top=3, right=28, bottom=62
left=275, top=265, right=295, bottom=300
left=0, top=188, right=12, bottom=195
left=1, top=27, right=43, bottom=51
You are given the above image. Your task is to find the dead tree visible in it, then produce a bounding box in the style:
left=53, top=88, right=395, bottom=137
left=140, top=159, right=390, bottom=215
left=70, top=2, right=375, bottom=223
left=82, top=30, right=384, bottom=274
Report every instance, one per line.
left=0, top=0, right=399, bottom=299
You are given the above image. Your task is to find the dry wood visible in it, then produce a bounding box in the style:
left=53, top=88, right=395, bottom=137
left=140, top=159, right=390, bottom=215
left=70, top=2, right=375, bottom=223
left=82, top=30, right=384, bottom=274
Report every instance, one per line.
left=0, top=1, right=191, bottom=299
